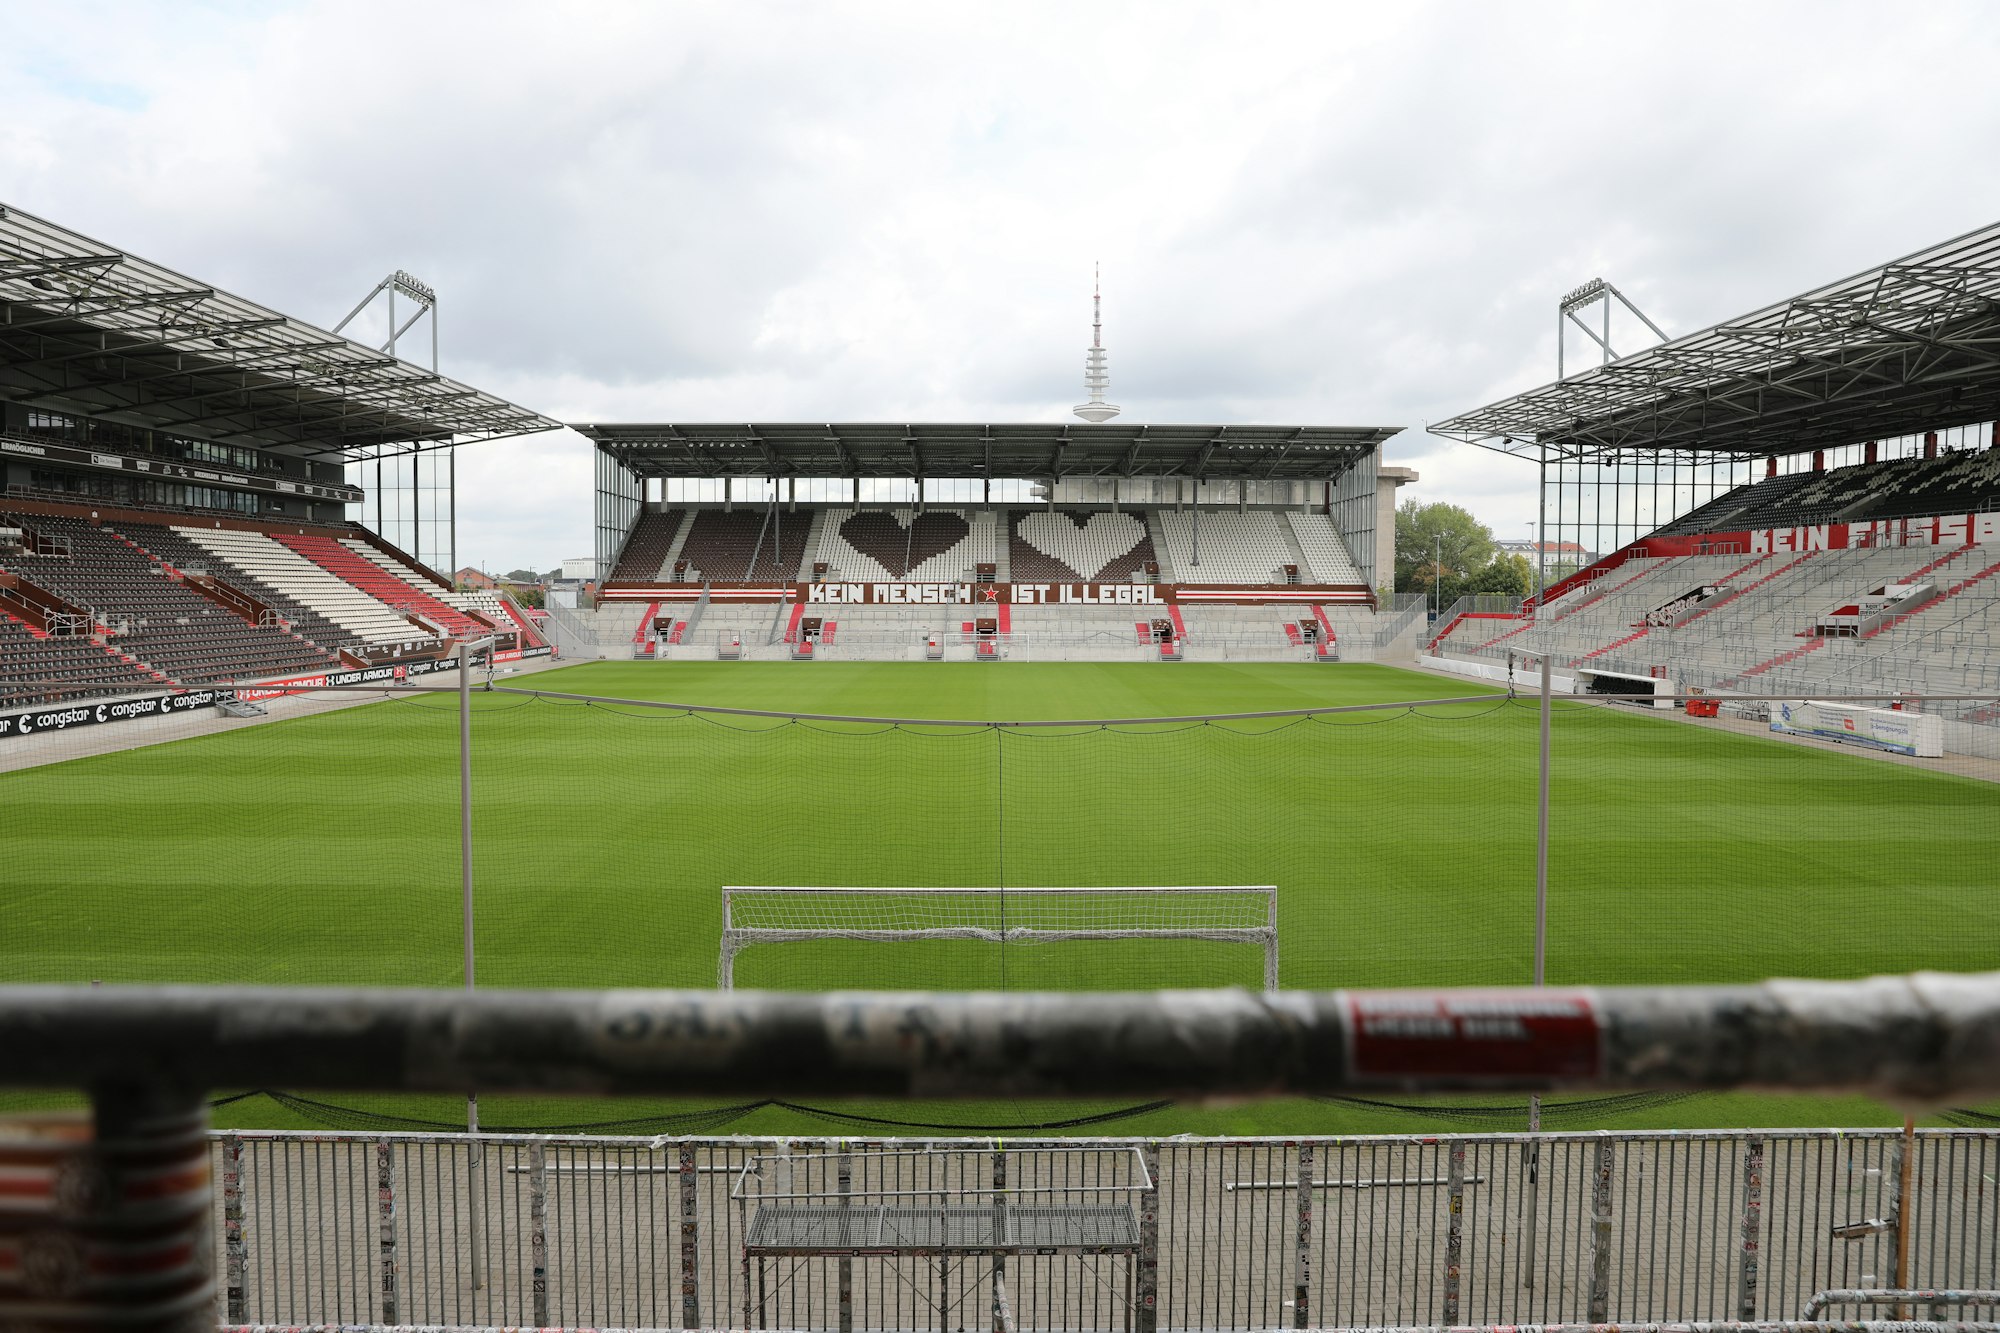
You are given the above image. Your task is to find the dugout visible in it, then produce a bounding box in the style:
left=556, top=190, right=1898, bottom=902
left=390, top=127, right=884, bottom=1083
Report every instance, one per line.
left=1574, top=666, right=1675, bottom=708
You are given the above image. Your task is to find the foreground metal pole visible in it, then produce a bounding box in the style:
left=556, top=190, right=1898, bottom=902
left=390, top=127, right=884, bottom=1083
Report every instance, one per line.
left=460, top=638, right=477, bottom=1132
left=1293, top=1141, right=1314, bottom=1328
left=4, top=975, right=2000, bottom=1101
left=1525, top=649, right=1553, bottom=1288
left=1535, top=650, right=1552, bottom=994
left=1802, top=1291, right=2000, bottom=1320
left=0, top=1086, right=216, bottom=1331
left=376, top=1139, right=399, bottom=1324
left=1136, top=1142, right=1160, bottom=1333
left=1896, top=1116, right=1918, bottom=1315
left=1739, top=1138, right=1765, bottom=1320
left=458, top=639, right=486, bottom=1293
left=991, top=1148, right=1006, bottom=1333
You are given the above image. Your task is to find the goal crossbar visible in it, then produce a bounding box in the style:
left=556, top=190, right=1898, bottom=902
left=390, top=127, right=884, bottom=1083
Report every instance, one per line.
left=719, top=886, right=1278, bottom=991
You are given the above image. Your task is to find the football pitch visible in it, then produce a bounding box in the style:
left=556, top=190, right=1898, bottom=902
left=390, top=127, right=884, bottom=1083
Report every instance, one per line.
left=2, top=659, right=1995, bottom=1136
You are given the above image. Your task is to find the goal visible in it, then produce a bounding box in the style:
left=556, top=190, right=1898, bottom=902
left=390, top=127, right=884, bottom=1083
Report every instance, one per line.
left=718, top=886, right=1278, bottom=990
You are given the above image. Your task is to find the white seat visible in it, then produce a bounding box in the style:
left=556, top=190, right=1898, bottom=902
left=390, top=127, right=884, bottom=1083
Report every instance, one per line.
left=175, top=527, right=439, bottom=647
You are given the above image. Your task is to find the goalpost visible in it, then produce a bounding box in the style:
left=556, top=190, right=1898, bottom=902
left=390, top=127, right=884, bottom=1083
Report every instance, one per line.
left=718, top=886, right=1278, bottom=990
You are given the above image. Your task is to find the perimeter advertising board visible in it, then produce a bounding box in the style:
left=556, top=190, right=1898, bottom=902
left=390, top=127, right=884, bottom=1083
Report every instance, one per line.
left=1770, top=700, right=1944, bottom=757
left=0, top=647, right=552, bottom=743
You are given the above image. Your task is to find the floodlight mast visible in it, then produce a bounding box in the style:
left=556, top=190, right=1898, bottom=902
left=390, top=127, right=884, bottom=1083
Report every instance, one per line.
left=333, top=270, right=457, bottom=573
left=1556, top=276, right=1668, bottom=380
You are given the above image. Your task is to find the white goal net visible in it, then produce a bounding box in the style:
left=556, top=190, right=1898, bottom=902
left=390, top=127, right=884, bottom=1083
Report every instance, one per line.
left=718, top=886, right=1277, bottom=991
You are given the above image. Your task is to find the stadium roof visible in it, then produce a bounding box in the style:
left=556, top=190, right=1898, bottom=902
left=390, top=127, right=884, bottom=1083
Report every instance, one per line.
left=574, top=422, right=1401, bottom=481
left=1432, top=220, right=2000, bottom=461
left=0, top=202, right=559, bottom=461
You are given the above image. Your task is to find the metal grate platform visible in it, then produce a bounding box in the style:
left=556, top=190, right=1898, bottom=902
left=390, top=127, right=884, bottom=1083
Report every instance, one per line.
left=745, top=1202, right=1140, bottom=1256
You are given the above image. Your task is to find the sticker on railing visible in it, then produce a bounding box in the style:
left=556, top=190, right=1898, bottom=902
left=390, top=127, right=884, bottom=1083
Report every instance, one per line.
left=1343, top=989, right=1602, bottom=1082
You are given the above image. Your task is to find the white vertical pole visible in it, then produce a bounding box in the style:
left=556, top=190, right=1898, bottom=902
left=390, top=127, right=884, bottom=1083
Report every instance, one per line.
left=1523, top=446, right=1552, bottom=1291
left=1534, top=441, right=1552, bottom=1000
left=460, top=637, right=485, bottom=1292
left=1535, top=649, right=1551, bottom=993
left=461, top=638, right=477, bottom=1130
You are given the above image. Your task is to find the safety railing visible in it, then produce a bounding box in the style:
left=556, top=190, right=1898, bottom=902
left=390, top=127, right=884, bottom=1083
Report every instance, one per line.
left=202, top=1125, right=2000, bottom=1330
left=7, top=976, right=2000, bottom=1330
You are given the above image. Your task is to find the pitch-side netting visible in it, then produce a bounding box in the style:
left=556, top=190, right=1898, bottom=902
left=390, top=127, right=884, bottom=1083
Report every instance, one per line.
left=1, top=678, right=1997, bottom=1130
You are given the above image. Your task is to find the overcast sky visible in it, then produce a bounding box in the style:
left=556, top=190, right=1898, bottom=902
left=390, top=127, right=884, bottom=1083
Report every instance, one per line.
left=11, top=0, right=2000, bottom=571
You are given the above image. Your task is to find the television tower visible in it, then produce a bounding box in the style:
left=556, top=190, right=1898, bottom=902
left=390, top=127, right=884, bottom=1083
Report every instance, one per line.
left=1073, top=263, right=1121, bottom=422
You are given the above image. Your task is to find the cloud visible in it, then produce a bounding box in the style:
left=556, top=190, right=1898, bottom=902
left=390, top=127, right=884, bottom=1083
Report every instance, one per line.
left=9, top=0, right=2000, bottom=567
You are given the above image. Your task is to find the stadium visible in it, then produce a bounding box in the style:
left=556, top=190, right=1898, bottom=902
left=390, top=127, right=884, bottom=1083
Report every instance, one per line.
left=2, top=187, right=1999, bottom=1333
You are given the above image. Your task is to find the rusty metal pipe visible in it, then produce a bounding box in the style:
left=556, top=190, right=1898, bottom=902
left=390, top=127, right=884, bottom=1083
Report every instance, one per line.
left=0, top=971, right=1996, bottom=1104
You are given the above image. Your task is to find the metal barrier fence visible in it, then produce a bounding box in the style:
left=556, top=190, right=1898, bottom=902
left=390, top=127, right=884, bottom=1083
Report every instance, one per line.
left=214, top=1128, right=2000, bottom=1331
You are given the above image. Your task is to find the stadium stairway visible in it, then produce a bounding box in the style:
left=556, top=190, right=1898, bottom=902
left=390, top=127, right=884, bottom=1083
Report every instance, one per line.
left=1659, top=553, right=1780, bottom=629
left=1457, top=557, right=1685, bottom=658
left=633, top=601, right=662, bottom=655
left=609, top=509, right=689, bottom=581
left=677, top=510, right=810, bottom=583
left=174, top=527, right=439, bottom=650
left=339, top=541, right=510, bottom=635
left=273, top=534, right=487, bottom=637
left=115, top=523, right=360, bottom=655
left=1142, top=512, right=1176, bottom=582
left=1717, top=545, right=1994, bottom=686
left=1853, top=547, right=2000, bottom=639
left=487, top=594, right=548, bottom=648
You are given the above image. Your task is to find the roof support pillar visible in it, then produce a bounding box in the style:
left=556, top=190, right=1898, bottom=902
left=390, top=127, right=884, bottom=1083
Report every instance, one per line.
left=1925, top=431, right=1939, bottom=459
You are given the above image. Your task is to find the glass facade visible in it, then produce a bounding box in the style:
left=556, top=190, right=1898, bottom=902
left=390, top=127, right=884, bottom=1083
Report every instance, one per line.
left=24, top=468, right=261, bottom=514
left=594, top=448, right=641, bottom=582
left=23, top=410, right=278, bottom=475
left=1330, top=446, right=1379, bottom=590
left=1537, top=421, right=1996, bottom=567
left=348, top=447, right=456, bottom=573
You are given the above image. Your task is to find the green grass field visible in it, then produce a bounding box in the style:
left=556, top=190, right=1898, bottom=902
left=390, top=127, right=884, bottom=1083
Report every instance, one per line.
left=3, top=659, right=1995, bottom=1136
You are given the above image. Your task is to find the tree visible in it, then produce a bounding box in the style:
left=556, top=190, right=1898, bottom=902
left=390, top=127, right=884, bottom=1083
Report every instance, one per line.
left=509, top=586, right=545, bottom=608
left=1463, top=552, right=1534, bottom=598
left=1394, top=501, right=1497, bottom=595
left=503, top=568, right=539, bottom=583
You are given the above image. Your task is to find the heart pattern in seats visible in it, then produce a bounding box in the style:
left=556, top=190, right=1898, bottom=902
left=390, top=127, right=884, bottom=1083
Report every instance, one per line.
left=1017, top=511, right=1147, bottom=579
left=837, top=510, right=971, bottom=576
